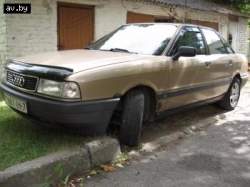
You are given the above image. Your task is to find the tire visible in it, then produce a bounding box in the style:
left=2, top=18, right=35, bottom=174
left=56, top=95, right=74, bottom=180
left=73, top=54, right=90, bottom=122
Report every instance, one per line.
left=119, top=89, right=145, bottom=147
left=219, top=78, right=241, bottom=110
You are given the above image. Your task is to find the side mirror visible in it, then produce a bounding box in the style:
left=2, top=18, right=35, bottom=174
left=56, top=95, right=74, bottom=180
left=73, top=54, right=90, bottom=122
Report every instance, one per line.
left=172, top=46, right=196, bottom=61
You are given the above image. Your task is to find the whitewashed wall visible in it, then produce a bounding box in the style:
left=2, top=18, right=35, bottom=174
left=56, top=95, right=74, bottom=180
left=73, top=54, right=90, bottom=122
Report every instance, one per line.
left=4, top=0, right=58, bottom=61
left=237, top=18, right=248, bottom=54
left=1, top=0, right=248, bottom=65
left=0, top=1, right=7, bottom=67
left=246, top=26, right=250, bottom=62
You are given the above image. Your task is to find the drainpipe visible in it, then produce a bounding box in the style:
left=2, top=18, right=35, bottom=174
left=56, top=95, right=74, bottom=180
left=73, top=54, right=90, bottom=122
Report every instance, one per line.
left=248, top=38, right=250, bottom=65
left=184, top=0, right=188, bottom=23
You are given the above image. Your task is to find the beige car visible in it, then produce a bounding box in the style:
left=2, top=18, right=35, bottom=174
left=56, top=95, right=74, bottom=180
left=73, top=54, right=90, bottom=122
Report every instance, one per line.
left=0, top=23, right=249, bottom=146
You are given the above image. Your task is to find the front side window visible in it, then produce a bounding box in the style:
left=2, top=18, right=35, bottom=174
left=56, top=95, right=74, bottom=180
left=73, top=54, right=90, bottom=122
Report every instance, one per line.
left=176, top=30, right=206, bottom=55
left=202, top=29, right=228, bottom=54
left=88, top=24, right=177, bottom=55
left=170, top=27, right=206, bottom=56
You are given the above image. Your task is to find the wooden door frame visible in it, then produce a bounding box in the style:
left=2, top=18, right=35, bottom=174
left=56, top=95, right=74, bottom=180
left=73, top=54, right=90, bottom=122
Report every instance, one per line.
left=57, top=2, right=95, bottom=50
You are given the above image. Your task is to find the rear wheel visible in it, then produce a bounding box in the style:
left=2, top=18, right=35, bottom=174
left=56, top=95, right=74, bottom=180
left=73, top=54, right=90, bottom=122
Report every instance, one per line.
left=219, top=78, right=241, bottom=110
left=119, top=89, right=145, bottom=147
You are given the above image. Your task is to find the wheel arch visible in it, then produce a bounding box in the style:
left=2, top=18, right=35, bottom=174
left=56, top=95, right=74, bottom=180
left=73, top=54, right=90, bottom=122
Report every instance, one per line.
left=233, top=73, right=241, bottom=83
left=115, top=84, right=157, bottom=122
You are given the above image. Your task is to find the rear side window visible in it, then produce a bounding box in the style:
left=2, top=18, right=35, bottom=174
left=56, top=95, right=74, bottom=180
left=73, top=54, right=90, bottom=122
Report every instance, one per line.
left=221, top=38, right=235, bottom=54
left=202, top=29, right=228, bottom=54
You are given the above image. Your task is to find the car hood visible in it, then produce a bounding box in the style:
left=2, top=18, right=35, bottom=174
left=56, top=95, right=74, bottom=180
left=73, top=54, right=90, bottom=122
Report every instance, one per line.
left=13, top=50, right=155, bottom=73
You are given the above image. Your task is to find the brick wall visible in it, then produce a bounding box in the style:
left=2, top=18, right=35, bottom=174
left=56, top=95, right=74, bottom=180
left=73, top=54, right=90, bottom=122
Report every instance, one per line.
left=248, top=28, right=250, bottom=62
left=4, top=0, right=57, bottom=61
left=3, top=0, right=110, bottom=62
left=0, top=1, right=7, bottom=66
left=237, top=17, right=248, bottom=54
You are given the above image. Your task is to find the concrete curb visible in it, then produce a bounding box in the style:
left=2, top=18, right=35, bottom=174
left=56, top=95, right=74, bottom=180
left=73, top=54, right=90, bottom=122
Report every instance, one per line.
left=0, top=137, right=120, bottom=187
left=86, top=137, right=121, bottom=167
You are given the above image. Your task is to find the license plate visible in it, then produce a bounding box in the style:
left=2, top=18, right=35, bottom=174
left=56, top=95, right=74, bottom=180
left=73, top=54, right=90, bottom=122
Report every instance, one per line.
left=4, top=93, right=28, bottom=114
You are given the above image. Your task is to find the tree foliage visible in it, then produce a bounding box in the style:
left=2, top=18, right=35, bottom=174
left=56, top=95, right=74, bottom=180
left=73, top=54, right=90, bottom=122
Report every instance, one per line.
left=215, top=0, right=250, bottom=27
left=215, top=0, right=250, bottom=14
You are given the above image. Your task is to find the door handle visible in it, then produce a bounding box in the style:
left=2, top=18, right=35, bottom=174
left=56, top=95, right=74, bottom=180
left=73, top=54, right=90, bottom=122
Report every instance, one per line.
left=229, top=60, right=233, bottom=66
left=205, top=61, right=211, bottom=68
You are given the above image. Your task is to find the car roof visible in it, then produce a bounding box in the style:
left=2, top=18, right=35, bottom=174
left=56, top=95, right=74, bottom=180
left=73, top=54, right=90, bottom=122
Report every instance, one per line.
left=124, top=22, right=215, bottom=31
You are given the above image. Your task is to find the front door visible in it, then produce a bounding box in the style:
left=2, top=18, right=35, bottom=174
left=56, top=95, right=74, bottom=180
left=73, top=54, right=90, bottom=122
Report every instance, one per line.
left=58, top=3, right=94, bottom=50
left=165, top=26, right=211, bottom=110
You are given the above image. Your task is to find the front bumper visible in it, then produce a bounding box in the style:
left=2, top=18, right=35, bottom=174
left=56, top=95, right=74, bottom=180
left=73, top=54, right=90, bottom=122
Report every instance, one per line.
left=0, top=82, right=120, bottom=135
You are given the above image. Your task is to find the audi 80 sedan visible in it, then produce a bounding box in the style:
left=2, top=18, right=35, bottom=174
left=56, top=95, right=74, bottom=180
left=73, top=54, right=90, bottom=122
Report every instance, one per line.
left=0, top=23, right=248, bottom=146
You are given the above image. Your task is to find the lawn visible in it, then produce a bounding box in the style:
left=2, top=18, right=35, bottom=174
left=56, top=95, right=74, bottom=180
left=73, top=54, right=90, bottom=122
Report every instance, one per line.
left=0, top=95, right=97, bottom=170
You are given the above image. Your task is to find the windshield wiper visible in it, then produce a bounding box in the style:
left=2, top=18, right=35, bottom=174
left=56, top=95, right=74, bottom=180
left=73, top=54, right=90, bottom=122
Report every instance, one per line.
left=110, top=48, right=130, bottom=53
left=84, top=47, right=93, bottom=50
left=100, top=48, right=137, bottom=54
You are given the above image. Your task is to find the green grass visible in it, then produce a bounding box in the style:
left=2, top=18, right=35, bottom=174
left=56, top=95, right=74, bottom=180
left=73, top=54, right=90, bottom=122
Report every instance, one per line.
left=0, top=100, right=99, bottom=170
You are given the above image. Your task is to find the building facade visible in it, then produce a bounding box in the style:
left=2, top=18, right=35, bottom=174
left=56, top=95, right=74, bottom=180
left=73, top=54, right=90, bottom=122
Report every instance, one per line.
left=0, top=0, right=249, bottom=65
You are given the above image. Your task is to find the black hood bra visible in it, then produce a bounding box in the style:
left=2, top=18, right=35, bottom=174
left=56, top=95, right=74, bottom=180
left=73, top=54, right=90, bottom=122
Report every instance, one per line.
left=5, top=59, right=73, bottom=81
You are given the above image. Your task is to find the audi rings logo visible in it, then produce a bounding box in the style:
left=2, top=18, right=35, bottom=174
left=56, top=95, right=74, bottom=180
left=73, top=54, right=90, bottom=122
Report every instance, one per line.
left=11, top=74, right=25, bottom=87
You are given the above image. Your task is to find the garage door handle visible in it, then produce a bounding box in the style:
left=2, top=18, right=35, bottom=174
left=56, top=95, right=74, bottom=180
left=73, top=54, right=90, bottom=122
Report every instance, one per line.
left=205, top=61, right=211, bottom=68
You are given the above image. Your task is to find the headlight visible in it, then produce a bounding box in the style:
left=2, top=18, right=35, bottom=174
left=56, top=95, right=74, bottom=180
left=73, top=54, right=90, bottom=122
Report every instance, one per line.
left=37, top=79, right=81, bottom=99
left=62, top=82, right=80, bottom=98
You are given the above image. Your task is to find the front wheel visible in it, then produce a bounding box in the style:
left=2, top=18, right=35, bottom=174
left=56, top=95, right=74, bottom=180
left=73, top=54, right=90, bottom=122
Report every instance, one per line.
left=119, top=89, right=145, bottom=147
left=219, top=78, right=241, bottom=110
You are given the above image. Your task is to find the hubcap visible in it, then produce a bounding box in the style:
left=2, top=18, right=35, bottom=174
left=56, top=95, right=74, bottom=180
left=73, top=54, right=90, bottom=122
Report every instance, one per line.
left=230, top=82, right=240, bottom=107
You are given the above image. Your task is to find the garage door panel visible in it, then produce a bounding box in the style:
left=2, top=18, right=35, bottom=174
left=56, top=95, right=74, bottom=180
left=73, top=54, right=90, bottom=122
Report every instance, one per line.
left=187, top=19, right=218, bottom=31
left=58, top=4, right=94, bottom=50
left=127, top=12, right=155, bottom=23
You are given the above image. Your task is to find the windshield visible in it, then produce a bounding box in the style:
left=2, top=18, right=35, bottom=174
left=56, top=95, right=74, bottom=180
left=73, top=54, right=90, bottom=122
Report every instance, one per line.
left=88, top=24, right=177, bottom=55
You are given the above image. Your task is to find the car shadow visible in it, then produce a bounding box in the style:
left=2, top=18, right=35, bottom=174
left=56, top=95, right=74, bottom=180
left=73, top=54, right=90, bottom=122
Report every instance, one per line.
left=140, top=104, right=227, bottom=143
left=172, top=112, right=250, bottom=187
left=140, top=76, right=250, bottom=144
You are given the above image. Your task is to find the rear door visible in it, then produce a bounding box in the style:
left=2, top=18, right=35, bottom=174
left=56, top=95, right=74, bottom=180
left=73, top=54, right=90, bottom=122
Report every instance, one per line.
left=201, top=28, right=236, bottom=98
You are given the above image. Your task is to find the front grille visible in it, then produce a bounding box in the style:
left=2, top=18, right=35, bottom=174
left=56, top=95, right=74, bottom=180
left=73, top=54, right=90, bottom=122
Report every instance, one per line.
left=7, top=71, right=38, bottom=91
